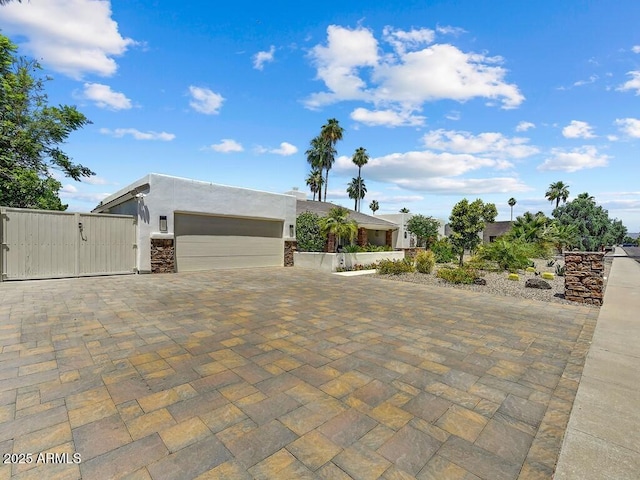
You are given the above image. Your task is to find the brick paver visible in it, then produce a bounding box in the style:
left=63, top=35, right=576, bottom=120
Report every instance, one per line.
left=0, top=268, right=599, bottom=479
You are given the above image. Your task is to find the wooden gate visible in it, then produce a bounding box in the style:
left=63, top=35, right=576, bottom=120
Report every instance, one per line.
left=0, top=207, right=136, bottom=281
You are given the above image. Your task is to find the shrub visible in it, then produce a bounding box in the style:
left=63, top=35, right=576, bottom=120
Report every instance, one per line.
left=335, top=262, right=379, bottom=272
left=508, top=273, right=520, bottom=281
left=475, top=238, right=533, bottom=272
left=431, top=238, right=456, bottom=263
left=295, top=212, right=325, bottom=252
left=377, top=258, right=415, bottom=275
left=342, top=244, right=362, bottom=253
left=555, top=264, right=566, bottom=276
left=415, top=250, right=436, bottom=274
left=547, top=259, right=556, bottom=267
left=436, top=265, right=478, bottom=284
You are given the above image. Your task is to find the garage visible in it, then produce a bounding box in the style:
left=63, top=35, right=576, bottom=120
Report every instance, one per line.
left=174, top=213, right=284, bottom=271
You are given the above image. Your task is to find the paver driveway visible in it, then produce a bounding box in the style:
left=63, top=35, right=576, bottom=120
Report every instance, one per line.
left=0, top=268, right=598, bottom=479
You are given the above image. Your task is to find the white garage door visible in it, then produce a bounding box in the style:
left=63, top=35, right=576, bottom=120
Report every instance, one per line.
left=174, top=213, right=284, bottom=271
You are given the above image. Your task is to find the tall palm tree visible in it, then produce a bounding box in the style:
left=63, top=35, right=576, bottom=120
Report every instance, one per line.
left=546, top=181, right=570, bottom=209
left=347, top=178, right=367, bottom=210
left=319, top=206, right=358, bottom=249
left=351, top=147, right=369, bottom=211
left=305, top=169, right=323, bottom=201
left=400, top=207, right=410, bottom=213
left=0, top=1, right=21, bottom=5
left=508, top=197, right=517, bottom=221
left=320, top=118, right=344, bottom=202
left=305, top=136, right=334, bottom=201
left=369, top=200, right=379, bottom=215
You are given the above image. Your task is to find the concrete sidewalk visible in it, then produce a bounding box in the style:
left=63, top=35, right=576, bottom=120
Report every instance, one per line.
left=555, top=248, right=640, bottom=479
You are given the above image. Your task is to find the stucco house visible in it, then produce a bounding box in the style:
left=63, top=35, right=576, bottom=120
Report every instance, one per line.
left=377, top=213, right=446, bottom=249
left=289, top=191, right=398, bottom=251
left=93, top=173, right=297, bottom=273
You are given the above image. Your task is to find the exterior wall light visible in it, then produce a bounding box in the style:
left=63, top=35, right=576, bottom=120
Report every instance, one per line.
left=159, top=215, right=168, bottom=233
left=289, top=224, right=294, bottom=237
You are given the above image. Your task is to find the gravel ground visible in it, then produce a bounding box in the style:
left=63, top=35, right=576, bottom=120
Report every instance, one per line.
left=375, top=256, right=613, bottom=307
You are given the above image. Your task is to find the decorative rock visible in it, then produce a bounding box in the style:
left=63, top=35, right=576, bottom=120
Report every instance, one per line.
left=525, top=278, right=552, bottom=289
left=541, top=272, right=555, bottom=280
left=473, top=278, right=487, bottom=285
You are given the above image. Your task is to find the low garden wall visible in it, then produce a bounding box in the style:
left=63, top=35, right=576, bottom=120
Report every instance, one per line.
left=294, top=251, right=404, bottom=272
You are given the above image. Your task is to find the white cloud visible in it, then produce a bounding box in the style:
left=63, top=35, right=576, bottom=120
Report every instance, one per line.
left=305, top=24, right=524, bottom=121
left=615, top=118, right=640, bottom=137
left=350, top=107, right=425, bottom=127
left=573, top=75, right=598, bottom=87
left=0, top=0, right=134, bottom=78
left=421, top=129, right=539, bottom=159
left=516, top=121, right=535, bottom=132
left=632, top=46, right=640, bottom=54
left=382, top=26, right=435, bottom=55
left=396, top=176, right=531, bottom=194
left=61, top=184, right=78, bottom=194
left=269, top=142, right=298, bottom=156
left=100, top=128, right=175, bottom=141
left=436, top=25, right=467, bottom=36
left=253, top=46, right=275, bottom=70
left=538, top=146, right=609, bottom=172
left=83, top=176, right=110, bottom=185
left=618, top=71, right=640, bottom=95
left=188, top=86, right=224, bottom=114
left=562, top=120, right=596, bottom=139
left=208, top=139, right=244, bottom=153
left=80, top=83, right=131, bottom=110
left=445, top=110, right=461, bottom=121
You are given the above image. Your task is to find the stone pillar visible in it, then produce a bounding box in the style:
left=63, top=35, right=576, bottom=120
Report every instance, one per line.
left=150, top=239, right=175, bottom=273
left=326, top=233, right=336, bottom=253
left=357, top=228, right=368, bottom=246
left=284, top=241, right=297, bottom=267
left=385, top=230, right=393, bottom=247
left=564, top=252, right=604, bottom=305
left=403, top=247, right=425, bottom=260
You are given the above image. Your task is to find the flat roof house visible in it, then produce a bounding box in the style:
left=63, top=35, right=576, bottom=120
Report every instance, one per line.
left=93, top=173, right=297, bottom=273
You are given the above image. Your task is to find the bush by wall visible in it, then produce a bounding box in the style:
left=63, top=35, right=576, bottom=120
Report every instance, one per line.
left=415, top=250, right=436, bottom=274
left=295, top=212, right=325, bottom=252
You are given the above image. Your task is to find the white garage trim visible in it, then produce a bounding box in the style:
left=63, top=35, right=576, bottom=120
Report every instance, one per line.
left=174, top=213, right=284, bottom=271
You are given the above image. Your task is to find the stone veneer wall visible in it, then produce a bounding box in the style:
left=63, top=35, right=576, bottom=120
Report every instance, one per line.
left=150, top=239, right=175, bottom=273
left=284, top=241, right=296, bottom=267
left=564, top=252, right=604, bottom=305
left=357, top=228, right=368, bottom=246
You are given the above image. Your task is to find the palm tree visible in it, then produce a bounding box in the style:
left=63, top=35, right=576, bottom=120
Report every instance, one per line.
left=0, top=1, right=22, bottom=5
left=508, top=197, right=517, bottom=221
left=305, top=169, right=323, bottom=201
left=305, top=136, right=334, bottom=201
left=351, top=147, right=369, bottom=211
left=546, top=181, right=570, bottom=210
left=369, top=200, right=379, bottom=215
left=319, top=206, right=358, bottom=249
left=400, top=207, right=410, bottom=213
left=320, top=118, right=344, bottom=202
left=347, top=178, right=367, bottom=210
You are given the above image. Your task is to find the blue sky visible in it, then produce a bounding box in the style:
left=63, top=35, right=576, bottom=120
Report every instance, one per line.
left=2, top=0, right=640, bottom=230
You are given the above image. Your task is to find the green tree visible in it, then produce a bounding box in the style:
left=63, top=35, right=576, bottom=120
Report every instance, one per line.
left=305, top=168, right=323, bottom=201
left=319, top=206, right=358, bottom=248
left=295, top=212, right=326, bottom=252
left=448, top=198, right=497, bottom=266
left=508, top=197, right=516, bottom=221
left=509, top=211, right=550, bottom=243
left=346, top=177, right=366, bottom=210
left=319, top=118, right=344, bottom=202
left=351, top=147, right=369, bottom=211
left=406, top=214, right=440, bottom=248
left=0, top=33, right=93, bottom=208
left=369, top=200, right=379, bottom=215
left=305, top=136, right=334, bottom=202
left=546, top=181, right=570, bottom=209
left=0, top=166, right=67, bottom=210
left=399, top=207, right=410, bottom=213
left=553, top=192, right=624, bottom=250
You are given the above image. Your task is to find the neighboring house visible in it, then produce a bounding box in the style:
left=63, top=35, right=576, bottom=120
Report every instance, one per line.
left=377, top=213, right=446, bottom=249
left=482, top=221, right=513, bottom=243
left=93, top=173, right=297, bottom=273
left=291, top=193, right=398, bottom=251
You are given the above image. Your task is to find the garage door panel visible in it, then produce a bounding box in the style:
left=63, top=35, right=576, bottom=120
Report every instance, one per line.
left=174, top=213, right=284, bottom=271
left=178, top=236, right=283, bottom=257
